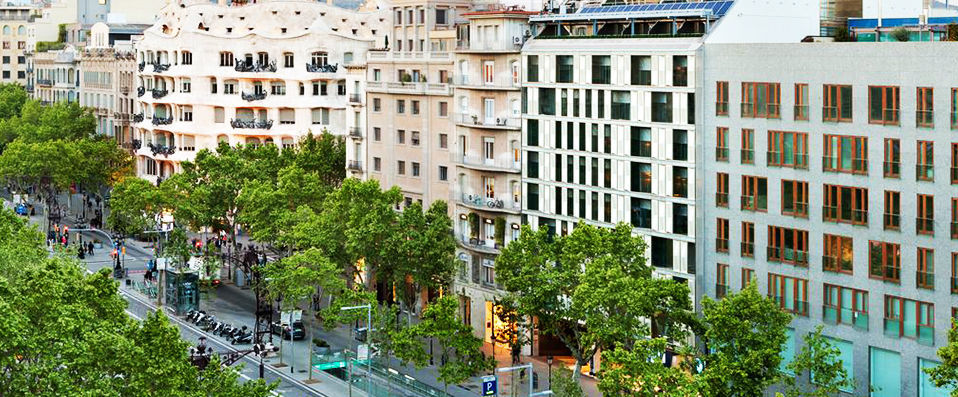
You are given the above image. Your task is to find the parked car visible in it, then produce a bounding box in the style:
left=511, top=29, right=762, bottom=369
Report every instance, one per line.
left=14, top=203, right=30, bottom=216
left=270, top=320, right=305, bottom=340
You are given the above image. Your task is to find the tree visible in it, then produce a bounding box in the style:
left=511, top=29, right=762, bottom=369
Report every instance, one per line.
left=598, top=339, right=701, bottom=397
left=389, top=200, right=457, bottom=323
left=782, top=325, right=856, bottom=397
left=394, top=296, right=494, bottom=393
left=496, top=222, right=695, bottom=381
left=699, top=282, right=792, bottom=397
left=924, top=320, right=958, bottom=395
left=891, top=27, right=910, bottom=42
left=107, top=177, right=164, bottom=237
left=0, top=208, right=274, bottom=396
left=550, top=367, right=586, bottom=397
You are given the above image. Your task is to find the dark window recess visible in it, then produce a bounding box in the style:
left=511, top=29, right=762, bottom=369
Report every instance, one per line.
left=631, top=198, right=651, bottom=229
left=651, top=236, right=673, bottom=269
left=673, top=204, right=688, bottom=235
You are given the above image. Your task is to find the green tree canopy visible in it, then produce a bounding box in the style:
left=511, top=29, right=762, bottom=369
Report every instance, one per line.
left=924, top=320, right=958, bottom=396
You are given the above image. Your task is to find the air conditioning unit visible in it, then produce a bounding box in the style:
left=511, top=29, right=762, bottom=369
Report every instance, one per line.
left=512, top=36, right=522, bottom=45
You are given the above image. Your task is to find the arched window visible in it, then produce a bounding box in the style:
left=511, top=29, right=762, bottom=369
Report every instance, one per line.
left=3, top=26, right=11, bottom=35
left=16, top=26, right=24, bottom=36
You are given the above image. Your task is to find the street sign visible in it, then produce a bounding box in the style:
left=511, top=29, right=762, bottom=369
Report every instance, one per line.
left=315, top=360, right=346, bottom=371
left=481, top=375, right=497, bottom=396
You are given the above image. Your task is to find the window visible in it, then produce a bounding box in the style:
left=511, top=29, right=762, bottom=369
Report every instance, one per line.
left=182, top=51, right=192, bottom=65
left=310, top=51, right=328, bottom=67
left=869, top=85, right=900, bottom=125
left=715, top=127, right=729, bottom=162
left=741, top=268, right=755, bottom=287
left=373, top=98, right=381, bottom=112
left=917, top=87, right=934, bottom=127
left=439, top=134, right=448, bottom=149
left=396, top=99, right=405, bottom=114
left=741, top=175, right=767, bottom=212
left=823, top=184, right=868, bottom=225
left=741, top=128, right=754, bottom=164
left=270, top=81, right=285, bottom=95
left=953, top=199, right=958, bottom=239
left=918, top=141, right=934, bottom=181
left=917, top=194, right=934, bottom=235
left=597, top=90, right=605, bottom=118
left=673, top=167, right=688, bottom=198
left=411, top=162, right=420, bottom=177
left=716, top=263, right=729, bottom=299
left=526, top=55, right=538, bottom=82
left=823, top=84, right=852, bottom=122
left=716, top=218, right=729, bottom=253
left=632, top=56, right=651, bottom=85
left=214, top=107, right=225, bottom=123
left=781, top=180, right=808, bottom=217
left=716, top=173, right=729, bottom=208
left=611, top=91, right=630, bottom=120
left=538, top=88, right=555, bottom=115
left=768, top=273, right=809, bottom=316
left=630, top=198, right=651, bottom=229
left=556, top=55, right=573, bottom=83
left=438, top=165, right=447, bottom=181
left=952, top=88, right=958, bottom=129
left=373, top=127, right=381, bottom=141
left=741, top=82, right=780, bottom=118
left=411, top=131, right=420, bottom=146
left=181, top=78, right=191, bottom=93
left=219, top=51, right=234, bottom=67
left=741, top=222, right=755, bottom=258
left=411, top=100, right=420, bottom=115
left=884, top=190, right=900, bottom=230
left=823, top=135, right=868, bottom=174
left=591, top=55, right=610, bottom=84
left=397, top=130, right=405, bottom=144
left=672, top=203, right=687, bottom=234
left=223, top=80, right=236, bottom=94
left=823, top=284, right=868, bottom=330
left=527, top=119, right=538, bottom=147
left=279, top=108, right=294, bottom=125
left=716, top=81, right=729, bottom=115
left=439, top=101, right=448, bottom=117
left=794, top=83, right=808, bottom=120
left=883, top=295, right=934, bottom=344
left=884, top=138, right=900, bottom=178
left=631, top=162, right=651, bottom=193
left=397, top=161, right=405, bottom=175
left=672, top=56, right=687, bottom=87
left=869, top=241, right=901, bottom=283
left=870, top=348, right=902, bottom=396
left=652, top=92, right=672, bottom=123
left=283, top=52, right=294, bottom=68
left=823, top=234, right=853, bottom=274
left=436, top=9, right=447, bottom=24
left=953, top=253, right=958, bottom=293
left=630, top=127, right=651, bottom=157
left=918, top=247, right=935, bottom=290
left=767, top=226, right=809, bottom=266
left=767, top=130, right=808, bottom=168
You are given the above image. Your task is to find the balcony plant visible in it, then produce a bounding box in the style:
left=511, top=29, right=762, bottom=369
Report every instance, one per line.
left=468, top=213, right=479, bottom=240
left=400, top=73, right=412, bottom=84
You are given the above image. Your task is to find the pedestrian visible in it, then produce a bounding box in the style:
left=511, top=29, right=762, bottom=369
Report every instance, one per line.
left=87, top=241, right=94, bottom=255
left=61, top=235, right=67, bottom=246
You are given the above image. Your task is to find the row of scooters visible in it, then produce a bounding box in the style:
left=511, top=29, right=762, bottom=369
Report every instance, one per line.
left=185, top=310, right=253, bottom=345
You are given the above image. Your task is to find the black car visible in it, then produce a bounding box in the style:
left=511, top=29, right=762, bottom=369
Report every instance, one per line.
left=270, top=321, right=305, bottom=340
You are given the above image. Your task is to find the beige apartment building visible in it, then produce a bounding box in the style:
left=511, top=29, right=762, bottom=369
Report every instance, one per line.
left=362, top=0, right=471, bottom=210
left=0, top=5, right=33, bottom=87
left=33, top=44, right=77, bottom=104
left=449, top=7, right=532, bottom=350
left=133, top=0, right=387, bottom=184
left=79, top=23, right=137, bottom=145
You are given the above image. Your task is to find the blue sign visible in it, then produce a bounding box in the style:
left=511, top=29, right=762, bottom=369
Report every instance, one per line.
left=481, top=375, right=497, bottom=396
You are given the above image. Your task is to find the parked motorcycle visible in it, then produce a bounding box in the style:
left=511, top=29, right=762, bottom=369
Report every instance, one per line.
left=231, top=326, right=252, bottom=345
left=185, top=309, right=198, bottom=322
left=218, top=324, right=234, bottom=337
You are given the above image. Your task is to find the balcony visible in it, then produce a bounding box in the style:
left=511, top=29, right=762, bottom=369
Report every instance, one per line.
left=347, top=160, right=362, bottom=171
left=241, top=91, right=267, bottom=102
left=305, top=63, right=338, bottom=73
left=152, top=115, right=173, bottom=126
left=132, top=113, right=144, bottom=123
left=883, top=161, right=900, bottom=178
left=365, top=81, right=450, bottom=96
left=766, top=151, right=809, bottom=169
left=454, top=153, right=520, bottom=173
left=147, top=142, right=175, bottom=157
left=741, top=242, right=754, bottom=257
left=138, top=62, right=145, bottom=72
left=822, top=156, right=868, bottom=174
left=151, top=63, right=170, bottom=73
left=367, top=50, right=451, bottom=61
left=131, top=139, right=142, bottom=150
left=715, top=147, right=729, bottom=161
left=348, top=127, right=362, bottom=139
left=457, top=234, right=500, bottom=255
left=36, top=78, right=52, bottom=86
left=120, top=86, right=130, bottom=95
left=715, top=284, right=729, bottom=299
left=137, top=87, right=145, bottom=97
left=457, top=193, right=520, bottom=214
left=767, top=246, right=809, bottom=266
left=822, top=206, right=867, bottom=225
left=235, top=60, right=277, bottom=73
left=916, top=217, right=934, bottom=235
left=454, top=41, right=522, bottom=53
left=916, top=164, right=934, bottom=181
left=349, top=93, right=362, bottom=103
left=822, top=305, right=868, bottom=330
left=151, top=89, right=168, bottom=99
left=739, top=195, right=767, bottom=211
left=452, top=75, right=519, bottom=90
left=230, top=119, right=274, bottom=130
left=456, top=113, right=520, bottom=130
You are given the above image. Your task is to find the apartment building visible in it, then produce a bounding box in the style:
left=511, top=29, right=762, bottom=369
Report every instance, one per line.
left=33, top=44, right=77, bottom=103
left=0, top=5, right=34, bottom=86
left=700, top=42, right=956, bottom=396
left=519, top=0, right=819, bottom=365
left=133, top=0, right=388, bottom=184
left=449, top=7, right=532, bottom=349
left=78, top=22, right=138, bottom=145
left=362, top=0, right=471, bottom=208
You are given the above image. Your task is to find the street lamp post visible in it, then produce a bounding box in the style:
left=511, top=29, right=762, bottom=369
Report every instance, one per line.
left=340, top=304, right=372, bottom=397
left=547, top=355, right=553, bottom=385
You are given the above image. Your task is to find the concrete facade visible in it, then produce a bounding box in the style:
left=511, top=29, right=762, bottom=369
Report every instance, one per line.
left=0, top=5, right=34, bottom=86
left=33, top=44, right=77, bottom=103
left=699, top=42, right=958, bottom=396
left=133, top=0, right=388, bottom=184
left=78, top=22, right=137, bottom=145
